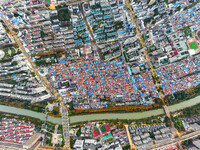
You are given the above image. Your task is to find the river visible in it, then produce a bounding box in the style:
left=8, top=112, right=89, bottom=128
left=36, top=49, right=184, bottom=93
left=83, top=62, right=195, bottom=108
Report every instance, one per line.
left=0, top=95, right=200, bottom=124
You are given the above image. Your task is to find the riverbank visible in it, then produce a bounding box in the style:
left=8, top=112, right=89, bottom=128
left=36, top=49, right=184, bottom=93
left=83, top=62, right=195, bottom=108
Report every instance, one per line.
left=0, top=112, right=56, bottom=132
left=1, top=82, right=199, bottom=117
left=0, top=97, right=47, bottom=113
left=0, top=98, right=62, bottom=118
left=164, top=84, right=200, bottom=106
left=68, top=102, right=162, bottom=116
left=0, top=104, right=61, bottom=124
left=0, top=95, right=200, bottom=124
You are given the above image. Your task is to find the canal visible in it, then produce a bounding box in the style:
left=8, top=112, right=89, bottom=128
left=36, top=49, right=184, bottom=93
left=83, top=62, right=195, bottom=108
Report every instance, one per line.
left=0, top=95, right=200, bottom=124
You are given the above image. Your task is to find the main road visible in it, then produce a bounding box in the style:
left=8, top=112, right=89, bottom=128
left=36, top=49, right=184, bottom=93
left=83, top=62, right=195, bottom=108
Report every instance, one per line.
left=125, top=0, right=180, bottom=138
left=0, top=14, right=70, bottom=149
left=78, top=2, right=104, bottom=60
left=149, top=130, right=200, bottom=150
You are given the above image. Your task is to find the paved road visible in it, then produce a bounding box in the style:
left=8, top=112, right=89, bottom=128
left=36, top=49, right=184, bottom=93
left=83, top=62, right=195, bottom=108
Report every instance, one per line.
left=79, top=3, right=104, bottom=60
left=28, top=140, right=41, bottom=150
left=125, top=125, right=136, bottom=150
left=0, top=141, right=24, bottom=149
left=0, top=15, right=70, bottom=149
left=125, top=0, right=180, bottom=139
left=148, top=130, right=200, bottom=150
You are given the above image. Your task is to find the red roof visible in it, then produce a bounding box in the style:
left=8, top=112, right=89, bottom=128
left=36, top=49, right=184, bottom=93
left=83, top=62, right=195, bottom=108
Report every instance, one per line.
left=101, top=124, right=110, bottom=135
left=165, top=147, right=179, bottom=150
left=93, top=129, right=100, bottom=137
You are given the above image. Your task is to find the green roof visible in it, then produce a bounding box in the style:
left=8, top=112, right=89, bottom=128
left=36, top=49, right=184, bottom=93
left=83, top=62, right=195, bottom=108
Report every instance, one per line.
left=94, top=127, right=100, bottom=134
left=160, top=59, right=166, bottom=62
left=104, top=134, right=112, bottom=140
left=100, top=125, right=107, bottom=133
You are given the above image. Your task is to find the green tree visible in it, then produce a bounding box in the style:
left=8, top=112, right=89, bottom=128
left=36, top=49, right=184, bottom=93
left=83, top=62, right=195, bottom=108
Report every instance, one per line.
left=52, top=106, right=59, bottom=115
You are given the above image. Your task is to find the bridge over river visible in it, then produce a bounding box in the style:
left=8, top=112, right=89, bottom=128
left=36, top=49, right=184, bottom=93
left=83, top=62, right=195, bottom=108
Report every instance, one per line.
left=0, top=95, right=200, bottom=124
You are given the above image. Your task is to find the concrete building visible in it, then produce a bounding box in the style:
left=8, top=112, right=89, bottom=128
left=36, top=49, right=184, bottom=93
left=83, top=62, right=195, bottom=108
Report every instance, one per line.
left=23, top=133, right=42, bottom=149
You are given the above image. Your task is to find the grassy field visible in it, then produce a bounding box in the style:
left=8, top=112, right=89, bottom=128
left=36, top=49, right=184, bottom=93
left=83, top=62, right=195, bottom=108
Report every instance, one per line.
left=46, top=0, right=50, bottom=4
left=189, top=41, right=199, bottom=50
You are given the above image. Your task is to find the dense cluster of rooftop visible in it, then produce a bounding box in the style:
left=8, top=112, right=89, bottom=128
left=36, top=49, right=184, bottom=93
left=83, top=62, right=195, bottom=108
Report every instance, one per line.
left=72, top=123, right=128, bottom=150
left=156, top=56, right=200, bottom=96
left=0, top=47, right=52, bottom=103
left=0, top=118, right=35, bottom=144
left=0, top=0, right=200, bottom=112
left=48, top=54, right=159, bottom=108
left=129, top=125, right=172, bottom=149
left=85, top=0, right=135, bottom=42
left=0, top=22, right=13, bottom=47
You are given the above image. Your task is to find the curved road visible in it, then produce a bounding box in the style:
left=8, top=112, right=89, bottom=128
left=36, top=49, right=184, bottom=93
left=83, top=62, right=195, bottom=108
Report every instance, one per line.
left=0, top=95, right=200, bottom=124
